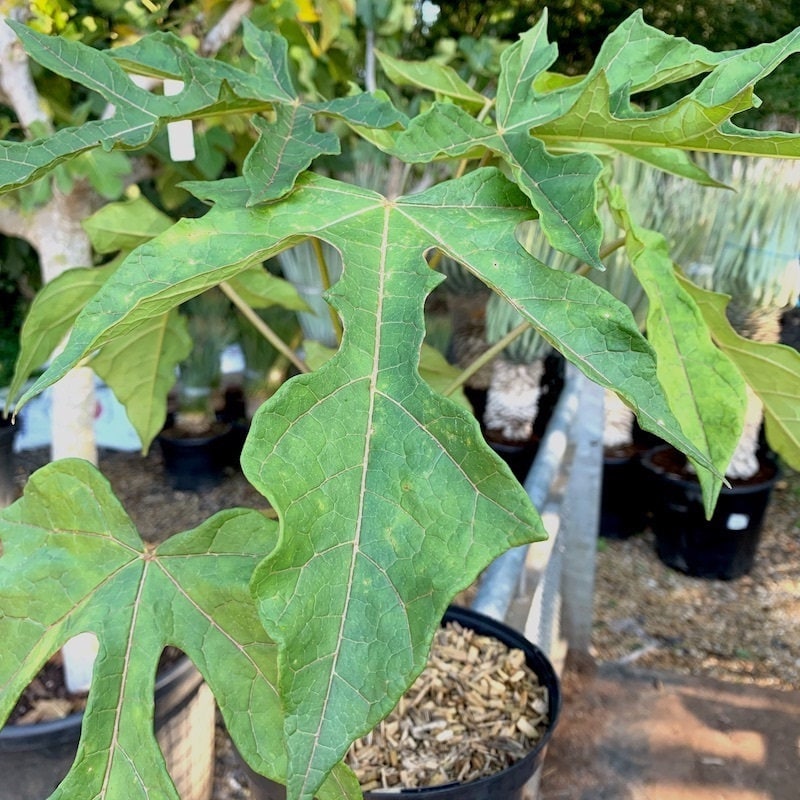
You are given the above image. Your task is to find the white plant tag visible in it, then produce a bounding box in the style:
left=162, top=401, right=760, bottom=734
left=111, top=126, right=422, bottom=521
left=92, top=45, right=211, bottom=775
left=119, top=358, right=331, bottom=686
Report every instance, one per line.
left=727, top=513, right=750, bottom=531
left=163, top=78, right=196, bottom=162
left=62, top=632, right=99, bottom=694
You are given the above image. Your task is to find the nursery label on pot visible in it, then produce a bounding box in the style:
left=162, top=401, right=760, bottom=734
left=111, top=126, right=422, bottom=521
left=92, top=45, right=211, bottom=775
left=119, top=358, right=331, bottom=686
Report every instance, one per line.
left=727, top=513, right=750, bottom=531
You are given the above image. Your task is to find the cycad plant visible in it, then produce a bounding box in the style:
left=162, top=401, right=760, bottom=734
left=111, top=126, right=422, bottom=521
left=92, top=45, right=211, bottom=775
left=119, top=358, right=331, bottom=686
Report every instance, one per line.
left=276, top=239, right=343, bottom=348
left=667, top=155, right=800, bottom=478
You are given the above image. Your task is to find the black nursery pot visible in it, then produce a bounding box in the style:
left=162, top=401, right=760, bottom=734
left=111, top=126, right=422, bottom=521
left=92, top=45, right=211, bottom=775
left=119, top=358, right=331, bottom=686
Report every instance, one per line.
left=0, top=655, right=215, bottom=800
left=641, top=445, right=780, bottom=580
left=242, top=606, right=561, bottom=800
left=484, top=432, right=539, bottom=484
left=599, top=445, right=650, bottom=539
left=0, top=417, right=17, bottom=508
left=157, top=423, right=236, bottom=491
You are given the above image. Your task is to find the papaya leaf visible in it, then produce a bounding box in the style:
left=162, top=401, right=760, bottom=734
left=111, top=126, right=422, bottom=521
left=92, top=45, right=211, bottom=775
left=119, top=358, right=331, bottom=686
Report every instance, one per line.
left=391, top=19, right=606, bottom=271
left=582, top=10, right=721, bottom=94
left=533, top=72, right=800, bottom=159
left=417, top=343, right=474, bottom=410
left=244, top=112, right=340, bottom=205
left=312, top=93, right=409, bottom=129
left=680, top=276, right=800, bottom=471
left=495, top=132, right=604, bottom=269
left=397, top=171, right=715, bottom=472
left=609, top=146, right=727, bottom=186
left=5, top=167, right=717, bottom=799
left=389, top=10, right=800, bottom=275
left=90, top=310, right=191, bottom=452
left=609, top=189, right=746, bottom=515
left=388, top=102, right=495, bottom=162
left=83, top=196, right=175, bottom=255
left=374, top=49, right=488, bottom=110
left=0, top=20, right=401, bottom=199
left=227, top=265, right=310, bottom=311
left=5, top=262, right=117, bottom=410
left=494, top=14, right=559, bottom=130
left=304, top=340, right=474, bottom=410
left=0, top=460, right=359, bottom=800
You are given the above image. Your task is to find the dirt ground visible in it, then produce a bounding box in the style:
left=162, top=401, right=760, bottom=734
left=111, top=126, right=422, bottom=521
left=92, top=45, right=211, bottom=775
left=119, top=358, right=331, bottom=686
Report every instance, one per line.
left=539, top=466, right=800, bottom=800
left=539, top=654, right=800, bottom=800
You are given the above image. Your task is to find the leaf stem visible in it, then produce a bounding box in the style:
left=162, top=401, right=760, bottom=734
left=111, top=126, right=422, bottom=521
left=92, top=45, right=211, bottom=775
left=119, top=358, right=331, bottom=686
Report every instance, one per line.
left=311, top=237, right=344, bottom=344
left=575, top=236, right=626, bottom=276
left=442, top=320, right=531, bottom=397
left=220, top=281, right=310, bottom=374
left=442, top=235, right=626, bottom=397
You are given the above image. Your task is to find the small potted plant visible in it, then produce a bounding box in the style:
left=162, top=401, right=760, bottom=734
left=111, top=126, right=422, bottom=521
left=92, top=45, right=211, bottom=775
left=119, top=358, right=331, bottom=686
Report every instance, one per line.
left=1, top=10, right=800, bottom=800
left=157, top=288, right=238, bottom=490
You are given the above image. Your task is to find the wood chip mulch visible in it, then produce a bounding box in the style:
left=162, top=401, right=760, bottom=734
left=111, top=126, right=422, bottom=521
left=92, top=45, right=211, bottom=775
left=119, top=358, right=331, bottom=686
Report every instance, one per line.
left=347, top=621, right=550, bottom=792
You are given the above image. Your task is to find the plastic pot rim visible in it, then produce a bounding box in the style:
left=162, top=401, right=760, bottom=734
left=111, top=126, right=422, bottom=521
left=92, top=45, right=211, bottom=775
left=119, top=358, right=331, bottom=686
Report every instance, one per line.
left=641, top=444, right=780, bottom=497
left=0, top=652, right=201, bottom=749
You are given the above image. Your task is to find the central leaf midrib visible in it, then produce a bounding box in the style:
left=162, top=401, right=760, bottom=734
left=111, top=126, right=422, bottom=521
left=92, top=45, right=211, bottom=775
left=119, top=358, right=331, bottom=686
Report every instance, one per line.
left=100, top=558, right=151, bottom=796
left=298, top=205, right=392, bottom=797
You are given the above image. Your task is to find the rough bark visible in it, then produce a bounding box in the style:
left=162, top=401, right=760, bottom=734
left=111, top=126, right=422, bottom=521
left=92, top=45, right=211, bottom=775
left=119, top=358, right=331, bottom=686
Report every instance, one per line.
left=724, top=301, right=784, bottom=480
left=603, top=388, right=636, bottom=450
left=484, top=357, right=545, bottom=442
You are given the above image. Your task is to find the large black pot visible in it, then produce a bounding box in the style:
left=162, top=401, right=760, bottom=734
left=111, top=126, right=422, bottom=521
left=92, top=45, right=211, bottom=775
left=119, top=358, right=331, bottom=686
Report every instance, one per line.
left=0, top=655, right=215, bottom=800
left=641, top=445, right=780, bottom=580
left=599, top=444, right=650, bottom=539
left=0, top=418, right=17, bottom=509
left=242, top=606, right=561, bottom=800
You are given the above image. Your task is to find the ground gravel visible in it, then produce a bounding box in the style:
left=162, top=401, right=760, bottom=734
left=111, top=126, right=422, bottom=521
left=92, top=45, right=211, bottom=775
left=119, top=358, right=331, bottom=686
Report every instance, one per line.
left=10, top=446, right=799, bottom=798
left=591, top=466, right=800, bottom=691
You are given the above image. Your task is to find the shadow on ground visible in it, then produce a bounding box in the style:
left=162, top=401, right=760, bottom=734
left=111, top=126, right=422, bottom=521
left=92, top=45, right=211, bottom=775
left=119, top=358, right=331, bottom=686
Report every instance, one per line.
left=539, top=653, right=800, bottom=800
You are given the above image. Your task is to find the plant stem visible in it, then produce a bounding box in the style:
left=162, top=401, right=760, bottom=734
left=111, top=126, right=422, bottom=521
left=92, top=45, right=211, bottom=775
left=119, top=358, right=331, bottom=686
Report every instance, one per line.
left=442, top=236, right=626, bottom=397
left=220, top=281, right=310, bottom=375
left=364, top=28, right=377, bottom=93
left=311, top=237, right=344, bottom=343
left=442, top=320, right=532, bottom=397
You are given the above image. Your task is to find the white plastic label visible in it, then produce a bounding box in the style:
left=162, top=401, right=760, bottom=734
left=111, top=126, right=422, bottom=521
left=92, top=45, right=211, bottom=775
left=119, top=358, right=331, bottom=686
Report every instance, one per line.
left=163, top=79, right=196, bottom=162
left=726, top=513, right=750, bottom=531
left=62, top=632, right=100, bottom=693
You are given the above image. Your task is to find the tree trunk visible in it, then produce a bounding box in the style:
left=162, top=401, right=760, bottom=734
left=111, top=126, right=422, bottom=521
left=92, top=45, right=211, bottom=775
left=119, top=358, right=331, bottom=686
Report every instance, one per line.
left=483, top=357, right=545, bottom=442
left=33, top=185, right=99, bottom=464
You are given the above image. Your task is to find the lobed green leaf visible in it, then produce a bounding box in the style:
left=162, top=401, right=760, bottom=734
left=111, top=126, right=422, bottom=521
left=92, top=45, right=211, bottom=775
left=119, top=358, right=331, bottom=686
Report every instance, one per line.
left=5, top=263, right=117, bottom=410
left=680, top=276, right=800, bottom=471
left=91, top=310, right=191, bottom=452
left=609, top=191, right=746, bottom=514
left=4, top=167, right=719, bottom=799
left=375, top=49, right=487, bottom=110
left=0, top=21, right=401, bottom=200
left=0, top=460, right=357, bottom=800
left=82, top=196, right=174, bottom=255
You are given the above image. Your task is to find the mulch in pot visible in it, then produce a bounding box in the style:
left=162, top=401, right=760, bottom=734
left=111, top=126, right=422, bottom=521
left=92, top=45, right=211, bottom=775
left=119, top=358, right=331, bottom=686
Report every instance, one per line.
left=347, top=620, right=551, bottom=792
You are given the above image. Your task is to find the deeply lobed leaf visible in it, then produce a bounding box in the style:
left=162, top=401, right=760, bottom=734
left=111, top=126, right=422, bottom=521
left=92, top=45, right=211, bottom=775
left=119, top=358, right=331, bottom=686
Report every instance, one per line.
left=0, top=460, right=358, bottom=799
left=681, top=277, right=800, bottom=471
left=0, top=20, right=403, bottom=199
left=609, top=190, right=746, bottom=514
left=6, top=167, right=721, bottom=799
left=3, top=12, right=800, bottom=800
